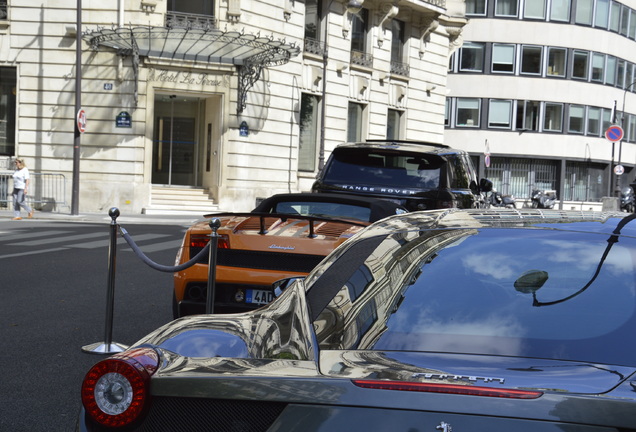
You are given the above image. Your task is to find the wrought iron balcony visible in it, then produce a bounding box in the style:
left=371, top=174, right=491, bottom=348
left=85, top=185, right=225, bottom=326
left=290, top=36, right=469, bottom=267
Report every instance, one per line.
left=304, top=37, right=327, bottom=58
left=165, top=12, right=217, bottom=30
left=390, top=61, right=410, bottom=77
left=351, top=50, right=373, bottom=68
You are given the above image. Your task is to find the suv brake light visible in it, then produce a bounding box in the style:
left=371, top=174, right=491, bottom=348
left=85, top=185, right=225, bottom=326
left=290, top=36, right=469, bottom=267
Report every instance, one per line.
left=352, top=379, right=542, bottom=399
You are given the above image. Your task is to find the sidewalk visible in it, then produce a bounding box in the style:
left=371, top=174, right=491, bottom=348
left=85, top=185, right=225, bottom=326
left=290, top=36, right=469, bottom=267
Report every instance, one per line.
left=0, top=207, right=206, bottom=225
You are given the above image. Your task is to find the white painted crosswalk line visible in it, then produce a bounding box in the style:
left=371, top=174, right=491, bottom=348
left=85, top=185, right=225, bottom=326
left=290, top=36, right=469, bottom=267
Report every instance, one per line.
left=8, top=232, right=107, bottom=246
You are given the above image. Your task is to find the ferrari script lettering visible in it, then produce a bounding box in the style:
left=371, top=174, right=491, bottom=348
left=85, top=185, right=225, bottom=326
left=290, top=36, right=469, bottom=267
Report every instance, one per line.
left=411, top=373, right=505, bottom=384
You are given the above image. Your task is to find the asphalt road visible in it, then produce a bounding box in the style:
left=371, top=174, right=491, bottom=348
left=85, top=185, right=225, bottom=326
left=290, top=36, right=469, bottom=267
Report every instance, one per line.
left=0, top=217, right=193, bottom=431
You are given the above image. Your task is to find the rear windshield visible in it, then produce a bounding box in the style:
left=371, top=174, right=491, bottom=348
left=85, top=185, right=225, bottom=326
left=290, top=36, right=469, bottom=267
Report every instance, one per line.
left=323, top=148, right=443, bottom=189
left=272, top=201, right=371, bottom=222
left=314, top=227, right=636, bottom=366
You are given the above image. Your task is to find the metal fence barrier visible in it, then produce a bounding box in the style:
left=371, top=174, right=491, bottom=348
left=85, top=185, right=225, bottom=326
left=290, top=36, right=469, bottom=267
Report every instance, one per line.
left=0, top=171, right=69, bottom=211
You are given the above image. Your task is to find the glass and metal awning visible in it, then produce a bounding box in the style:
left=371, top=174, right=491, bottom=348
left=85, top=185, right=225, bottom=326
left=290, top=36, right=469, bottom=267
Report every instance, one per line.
left=83, top=26, right=301, bottom=113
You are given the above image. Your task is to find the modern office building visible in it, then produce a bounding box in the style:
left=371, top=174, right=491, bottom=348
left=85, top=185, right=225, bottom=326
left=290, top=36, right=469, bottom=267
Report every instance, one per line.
left=446, top=0, right=636, bottom=209
left=0, top=0, right=465, bottom=214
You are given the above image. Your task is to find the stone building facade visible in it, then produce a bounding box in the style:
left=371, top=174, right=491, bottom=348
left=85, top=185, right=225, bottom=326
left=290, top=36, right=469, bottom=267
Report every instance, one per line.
left=0, top=0, right=464, bottom=213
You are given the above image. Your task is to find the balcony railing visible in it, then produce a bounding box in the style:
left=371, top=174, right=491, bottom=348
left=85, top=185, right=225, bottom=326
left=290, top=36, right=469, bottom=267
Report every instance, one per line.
left=165, top=12, right=217, bottom=30
left=390, top=61, right=410, bottom=77
left=351, top=50, right=373, bottom=68
left=304, top=37, right=327, bottom=58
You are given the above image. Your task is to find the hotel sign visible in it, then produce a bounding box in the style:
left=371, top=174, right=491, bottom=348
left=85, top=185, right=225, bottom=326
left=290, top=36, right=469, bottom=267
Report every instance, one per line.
left=147, top=69, right=231, bottom=88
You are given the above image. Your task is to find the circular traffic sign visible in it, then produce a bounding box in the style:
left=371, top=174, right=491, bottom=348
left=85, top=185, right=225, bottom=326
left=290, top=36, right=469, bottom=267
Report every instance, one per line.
left=605, top=125, right=624, bottom=142
left=614, top=164, right=625, bottom=175
left=77, top=109, right=87, bottom=134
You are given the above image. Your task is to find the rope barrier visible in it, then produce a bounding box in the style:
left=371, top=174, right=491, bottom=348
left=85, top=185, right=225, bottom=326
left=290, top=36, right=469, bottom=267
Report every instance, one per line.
left=82, top=207, right=221, bottom=355
left=119, top=226, right=211, bottom=272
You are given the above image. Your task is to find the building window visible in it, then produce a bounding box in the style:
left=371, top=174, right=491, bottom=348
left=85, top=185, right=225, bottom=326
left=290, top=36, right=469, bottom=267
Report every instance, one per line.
left=617, top=60, right=626, bottom=88
left=572, top=50, right=589, bottom=80
left=544, top=103, right=564, bottom=132
left=524, top=0, right=546, bottom=19
left=0, top=67, right=16, bottom=155
left=351, top=8, right=371, bottom=67
left=575, top=0, right=593, bottom=24
left=459, top=42, right=485, bottom=72
left=591, top=53, right=605, bottom=82
left=492, top=44, right=515, bottom=73
left=568, top=105, right=585, bottom=134
left=602, top=108, right=612, bottom=132
left=0, top=2, right=6, bottom=20
left=520, top=45, right=542, bottom=75
left=347, top=102, right=365, bottom=142
left=466, top=0, right=487, bottom=15
left=387, top=109, right=403, bottom=139
left=304, top=0, right=322, bottom=42
left=565, top=162, right=605, bottom=201
left=516, top=100, right=540, bottom=131
left=495, top=0, right=518, bottom=17
left=587, top=107, right=601, bottom=136
left=167, top=0, right=214, bottom=15
left=488, top=100, right=513, bottom=128
left=445, top=99, right=451, bottom=127
left=627, top=114, right=636, bottom=142
left=298, top=94, right=320, bottom=172
left=595, top=0, right=610, bottom=28
left=630, top=9, right=636, bottom=39
left=390, top=20, right=409, bottom=76
left=605, top=56, right=617, bottom=85
left=550, top=0, right=570, bottom=21
left=620, top=4, right=630, bottom=36
left=456, top=98, right=481, bottom=127
left=547, top=47, right=567, bottom=76
left=610, top=1, right=620, bottom=32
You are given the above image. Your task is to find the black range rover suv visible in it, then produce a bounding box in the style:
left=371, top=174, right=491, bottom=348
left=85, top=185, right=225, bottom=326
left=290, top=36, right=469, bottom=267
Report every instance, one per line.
left=312, top=140, right=492, bottom=211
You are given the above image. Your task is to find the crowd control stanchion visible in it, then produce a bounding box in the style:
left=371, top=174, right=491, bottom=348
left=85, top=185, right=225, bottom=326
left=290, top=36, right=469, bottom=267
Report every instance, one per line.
left=82, top=207, right=129, bottom=355
left=205, top=218, right=221, bottom=314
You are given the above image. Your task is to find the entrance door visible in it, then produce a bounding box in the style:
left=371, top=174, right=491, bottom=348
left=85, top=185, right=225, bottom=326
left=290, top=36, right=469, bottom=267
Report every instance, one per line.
left=152, top=95, right=203, bottom=186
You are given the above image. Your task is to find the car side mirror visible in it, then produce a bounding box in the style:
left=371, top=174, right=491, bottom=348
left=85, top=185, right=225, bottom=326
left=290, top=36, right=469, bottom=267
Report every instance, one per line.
left=272, top=277, right=305, bottom=297
left=479, top=178, right=493, bottom=193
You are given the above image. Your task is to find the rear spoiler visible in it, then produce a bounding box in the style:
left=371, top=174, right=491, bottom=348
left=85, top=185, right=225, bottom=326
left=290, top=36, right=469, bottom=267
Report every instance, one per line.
left=200, top=212, right=368, bottom=237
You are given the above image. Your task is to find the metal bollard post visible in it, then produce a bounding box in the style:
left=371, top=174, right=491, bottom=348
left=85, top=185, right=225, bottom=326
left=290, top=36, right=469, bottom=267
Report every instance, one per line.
left=82, top=207, right=129, bottom=355
left=206, top=218, right=221, bottom=314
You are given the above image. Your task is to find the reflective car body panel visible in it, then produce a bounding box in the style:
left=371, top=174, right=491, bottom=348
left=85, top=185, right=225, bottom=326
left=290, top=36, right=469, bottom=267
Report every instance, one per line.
left=80, top=209, right=636, bottom=431
left=173, top=193, right=406, bottom=317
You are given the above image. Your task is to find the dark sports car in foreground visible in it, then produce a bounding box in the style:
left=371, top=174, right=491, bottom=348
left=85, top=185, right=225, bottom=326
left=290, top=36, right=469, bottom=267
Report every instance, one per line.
left=80, top=209, right=636, bottom=431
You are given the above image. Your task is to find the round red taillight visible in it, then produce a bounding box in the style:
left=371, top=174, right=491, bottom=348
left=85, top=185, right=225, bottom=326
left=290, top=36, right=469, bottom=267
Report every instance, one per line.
left=81, top=348, right=159, bottom=428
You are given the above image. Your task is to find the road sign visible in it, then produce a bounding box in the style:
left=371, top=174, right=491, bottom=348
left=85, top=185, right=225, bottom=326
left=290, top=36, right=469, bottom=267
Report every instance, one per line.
left=615, top=164, right=625, bottom=175
left=76, top=109, right=86, bottom=134
left=605, top=125, right=624, bottom=142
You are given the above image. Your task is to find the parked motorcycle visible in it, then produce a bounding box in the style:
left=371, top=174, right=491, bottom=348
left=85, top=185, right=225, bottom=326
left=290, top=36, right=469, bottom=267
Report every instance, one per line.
left=621, top=186, right=635, bottom=213
left=488, top=189, right=516, bottom=209
left=531, top=189, right=557, bottom=209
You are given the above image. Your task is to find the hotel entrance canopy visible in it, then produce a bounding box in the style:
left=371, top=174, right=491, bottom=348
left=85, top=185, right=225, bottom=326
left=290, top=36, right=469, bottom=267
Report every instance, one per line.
left=83, top=26, right=300, bottom=113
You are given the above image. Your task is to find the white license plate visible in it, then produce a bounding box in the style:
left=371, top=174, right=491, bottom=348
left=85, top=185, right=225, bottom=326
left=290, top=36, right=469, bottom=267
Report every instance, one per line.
left=246, top=289, right=274, bottom=305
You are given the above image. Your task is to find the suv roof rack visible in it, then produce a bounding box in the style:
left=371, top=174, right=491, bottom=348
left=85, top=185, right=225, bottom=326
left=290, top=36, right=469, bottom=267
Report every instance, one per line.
left=364, top=139, right=450, bottom=149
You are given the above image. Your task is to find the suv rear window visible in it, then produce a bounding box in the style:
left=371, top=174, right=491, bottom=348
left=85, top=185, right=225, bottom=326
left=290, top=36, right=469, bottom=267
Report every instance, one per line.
left=324, top=148, right=444, bottom=190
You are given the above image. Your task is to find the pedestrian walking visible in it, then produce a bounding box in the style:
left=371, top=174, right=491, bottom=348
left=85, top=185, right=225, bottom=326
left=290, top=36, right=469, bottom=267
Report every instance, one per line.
left=12, top=158, right=33, bottom=220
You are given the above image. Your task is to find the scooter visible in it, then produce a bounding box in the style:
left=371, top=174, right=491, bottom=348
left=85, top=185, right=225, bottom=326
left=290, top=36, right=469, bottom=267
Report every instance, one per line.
left=531, top=189, right=557, bottom=209
left=621, top=187, right=635, bottom=213
left=488, top=189, right=516, bottom=208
